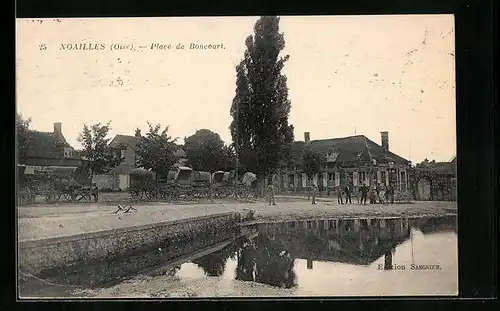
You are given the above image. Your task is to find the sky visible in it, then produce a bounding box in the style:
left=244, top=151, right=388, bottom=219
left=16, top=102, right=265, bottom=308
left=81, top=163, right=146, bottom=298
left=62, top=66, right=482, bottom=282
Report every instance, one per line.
left=16, top=15, right=456, bottom=164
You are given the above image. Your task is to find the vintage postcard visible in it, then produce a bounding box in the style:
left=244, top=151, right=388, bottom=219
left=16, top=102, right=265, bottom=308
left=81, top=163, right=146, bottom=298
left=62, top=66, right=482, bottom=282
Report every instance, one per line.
left=16, top=15, right=457, bottom=298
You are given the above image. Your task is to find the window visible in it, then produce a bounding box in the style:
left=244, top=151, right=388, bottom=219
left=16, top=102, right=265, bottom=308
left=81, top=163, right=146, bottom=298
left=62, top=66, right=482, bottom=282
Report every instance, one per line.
left=359, top=172, right=367, bottom=185
left=381, top=171, right=387, bottom=185
left=326, top=149, right=340, bottom=162
left=63, top=147, right=72, bottom=158
left=121, top=149, right=126, bottom=158
left=345, top=172, right=353, bottom=184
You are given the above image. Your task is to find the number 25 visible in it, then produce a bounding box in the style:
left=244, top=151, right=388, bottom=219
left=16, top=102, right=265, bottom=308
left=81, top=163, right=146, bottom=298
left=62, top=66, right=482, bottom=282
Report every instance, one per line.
left=39, top=44, right=47, bottom=51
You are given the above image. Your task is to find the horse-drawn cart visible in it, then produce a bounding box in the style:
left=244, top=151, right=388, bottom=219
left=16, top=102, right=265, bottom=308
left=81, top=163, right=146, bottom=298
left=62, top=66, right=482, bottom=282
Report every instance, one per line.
left=17, top=165, right=98, bottom=204
left=211, top=171, right=233, bottom=198
left=192, top=171, right=212, bottom=198
left=129, top=168, right=157, bottom=201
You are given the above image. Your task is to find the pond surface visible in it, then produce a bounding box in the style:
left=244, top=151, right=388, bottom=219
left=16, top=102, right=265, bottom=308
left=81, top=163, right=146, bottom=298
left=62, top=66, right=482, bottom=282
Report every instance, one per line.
left=22, top=215, right=458, bottom=297
left=155, top=215, right=458, bottom=296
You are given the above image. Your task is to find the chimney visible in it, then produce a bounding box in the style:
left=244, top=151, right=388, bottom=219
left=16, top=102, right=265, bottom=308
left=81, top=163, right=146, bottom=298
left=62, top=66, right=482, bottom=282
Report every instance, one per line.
left=53, top=122, right=62, bottom=135
left=304, top=132, right=310, bottom=143
left=381, top=131, right=389, bottom=151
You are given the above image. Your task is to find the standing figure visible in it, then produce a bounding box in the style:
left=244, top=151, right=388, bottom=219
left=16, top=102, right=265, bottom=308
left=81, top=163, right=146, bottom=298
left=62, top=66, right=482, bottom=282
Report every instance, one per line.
left=387, top=183, right=395, bottom=204
left=360, top=184, right=369, bottom=205
left=336, top=185, right=344, bottom=204
left=375, top=183, right=381, bottom=204
left=369, top=186, right=377, bottom=204
left=267, top=178, right=276, bottom=206
left=344, top=184, right=352, bottom=204
left=311, top=182, right=318, bottom=205
left=379, top=186, right=386, bottom=204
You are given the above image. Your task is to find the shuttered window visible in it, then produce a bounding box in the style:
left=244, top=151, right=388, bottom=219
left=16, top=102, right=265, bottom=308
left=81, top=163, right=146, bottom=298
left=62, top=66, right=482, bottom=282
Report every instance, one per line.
left=353, top=171, right=359, bottom=186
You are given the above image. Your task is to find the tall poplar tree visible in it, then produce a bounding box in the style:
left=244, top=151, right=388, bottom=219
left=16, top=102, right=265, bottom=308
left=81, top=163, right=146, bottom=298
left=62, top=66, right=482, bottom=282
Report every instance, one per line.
left=229, top=16, right=294, bottom=188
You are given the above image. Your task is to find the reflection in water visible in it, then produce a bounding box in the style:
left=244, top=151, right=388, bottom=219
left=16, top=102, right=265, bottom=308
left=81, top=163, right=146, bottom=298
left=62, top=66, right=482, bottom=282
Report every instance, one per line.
left=191, top=239, right=243, bottom=277
left=175, top=215, right=457, bottom=291
left=20, top=215, right=457, bottom=297
left=234, top=234, right=296, bottom=288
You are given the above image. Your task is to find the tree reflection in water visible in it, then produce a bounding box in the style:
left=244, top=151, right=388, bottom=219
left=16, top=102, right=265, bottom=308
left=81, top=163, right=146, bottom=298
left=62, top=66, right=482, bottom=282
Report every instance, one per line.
left=236, top=234, right=296, bottom=288
left=192, top=253, right=227, bottom=276
left=193, top=216, right=454, bottom=288
left=193, top=238, right=244, bottom=277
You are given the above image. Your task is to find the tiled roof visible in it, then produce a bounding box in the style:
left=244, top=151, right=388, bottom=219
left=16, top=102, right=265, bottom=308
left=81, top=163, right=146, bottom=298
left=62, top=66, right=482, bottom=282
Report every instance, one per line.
left=25, top=131, right=81, bottom=165
left=286, top=135, right=410, bottom=166
left=109, top=134, right=140, bottom=150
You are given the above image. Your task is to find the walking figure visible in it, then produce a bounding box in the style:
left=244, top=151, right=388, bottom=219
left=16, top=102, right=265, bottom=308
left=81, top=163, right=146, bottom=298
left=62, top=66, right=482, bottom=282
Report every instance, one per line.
left=336, top=185, right=344, bottom=204
left=344, top=184, right=352, bottom=204
left=268, top=179, right=276, bottom=206
left=311, top=182, right=318, bottom=205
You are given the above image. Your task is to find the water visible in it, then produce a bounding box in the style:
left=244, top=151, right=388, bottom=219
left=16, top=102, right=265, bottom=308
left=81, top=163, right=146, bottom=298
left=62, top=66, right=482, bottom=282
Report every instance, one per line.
left=160, top=215, right=458, bottom=296
left=21, top=215, right=458, bottom=297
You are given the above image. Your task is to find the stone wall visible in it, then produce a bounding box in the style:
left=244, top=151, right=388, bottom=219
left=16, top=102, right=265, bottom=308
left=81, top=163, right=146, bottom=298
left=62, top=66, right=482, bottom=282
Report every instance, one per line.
left=92, top=174, right=118, bottom=191
left=18, top=212, right=240, bottom=286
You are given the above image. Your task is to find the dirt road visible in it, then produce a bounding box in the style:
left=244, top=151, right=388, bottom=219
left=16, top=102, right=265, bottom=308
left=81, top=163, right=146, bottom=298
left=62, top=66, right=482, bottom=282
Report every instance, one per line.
left=18, top=198, right=457, bottom=242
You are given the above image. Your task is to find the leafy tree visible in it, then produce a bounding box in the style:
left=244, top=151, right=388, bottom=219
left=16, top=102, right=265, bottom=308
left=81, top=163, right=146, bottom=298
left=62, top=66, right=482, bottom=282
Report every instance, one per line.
left=229, top=16, right=295, bottom=190
left=135, top=122, right=179, bottom=199
left=302, top=148, right=323, bottom=187
left=16, top=113, right=31, bottom=165
left=77, top=122, right=124, bottom=200
left=183, top=129, right=226, bottom=172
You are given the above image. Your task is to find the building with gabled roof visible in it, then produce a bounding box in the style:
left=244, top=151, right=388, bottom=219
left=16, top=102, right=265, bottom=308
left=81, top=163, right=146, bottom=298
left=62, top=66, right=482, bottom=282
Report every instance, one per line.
left=21, top=122, right=82, bottom=175
left=93, top=132, right=188, bottom=191
left=276, top=131, right=411, bottom=193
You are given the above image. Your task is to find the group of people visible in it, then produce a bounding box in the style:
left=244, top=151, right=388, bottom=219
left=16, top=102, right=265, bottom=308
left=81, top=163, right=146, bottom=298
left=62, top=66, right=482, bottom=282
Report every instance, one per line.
left=266, top=178, right=396, bottom=206
left=337, top=183, right=396, bottom=205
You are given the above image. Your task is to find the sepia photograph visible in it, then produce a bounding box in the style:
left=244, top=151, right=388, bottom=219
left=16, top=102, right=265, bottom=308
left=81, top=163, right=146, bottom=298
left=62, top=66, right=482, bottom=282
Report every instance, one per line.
left=15, top=15, right=457, bottom=298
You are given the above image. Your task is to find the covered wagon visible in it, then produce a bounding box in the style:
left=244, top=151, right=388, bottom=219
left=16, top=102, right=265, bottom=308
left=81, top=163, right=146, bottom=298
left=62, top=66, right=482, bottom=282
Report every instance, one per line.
left=129, top=168, right=156, bottom=201
left=211, top=171, right=236, bottom=198
left=17, top=165, right=97, bottom=204
left=237, top=172, right=258, bottom=197
left=192, top=171, right=212, bottom=198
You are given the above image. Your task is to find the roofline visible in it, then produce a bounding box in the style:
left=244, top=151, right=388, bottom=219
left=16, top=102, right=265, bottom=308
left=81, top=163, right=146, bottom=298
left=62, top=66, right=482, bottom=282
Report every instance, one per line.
left=292, top=135, right=410, bottom=164
left=294, top=134, right=367, bottom=144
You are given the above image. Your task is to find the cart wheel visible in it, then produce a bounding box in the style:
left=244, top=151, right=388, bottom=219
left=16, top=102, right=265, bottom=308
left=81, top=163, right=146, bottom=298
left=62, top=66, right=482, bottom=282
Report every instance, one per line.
left=145, top=189, right=155, bottom=201
left=130, top=189, right=143, bottom=201
left=44, top=191, right=56, bottom=203
left=63, top=193, right=72, bottom=201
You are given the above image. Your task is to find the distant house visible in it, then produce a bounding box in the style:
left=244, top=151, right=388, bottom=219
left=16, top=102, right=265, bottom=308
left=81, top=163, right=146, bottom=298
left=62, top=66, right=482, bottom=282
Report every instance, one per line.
left=21, top=122, right=82, bottom=176
left=276, top=131, right=411, bottom=193
left=92, top=131, right=187, bottom=191
left=410, top=156, right=457, bottom=201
